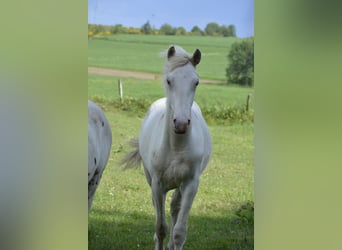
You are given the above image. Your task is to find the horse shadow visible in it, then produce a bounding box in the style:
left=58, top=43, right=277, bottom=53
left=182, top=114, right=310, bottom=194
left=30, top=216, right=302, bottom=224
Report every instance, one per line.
left=88, top=204, right=253, bottom=250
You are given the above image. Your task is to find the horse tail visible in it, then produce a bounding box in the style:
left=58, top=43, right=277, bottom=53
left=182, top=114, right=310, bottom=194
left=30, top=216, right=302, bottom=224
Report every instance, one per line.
left=121, top=138, right=142, bottom=169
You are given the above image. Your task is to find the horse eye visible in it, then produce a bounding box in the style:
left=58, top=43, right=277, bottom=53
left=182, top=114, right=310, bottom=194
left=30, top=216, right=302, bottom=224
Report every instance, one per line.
left=167, top=79, right=171, bottom=85
left=195, top=80, right=199, bottom=86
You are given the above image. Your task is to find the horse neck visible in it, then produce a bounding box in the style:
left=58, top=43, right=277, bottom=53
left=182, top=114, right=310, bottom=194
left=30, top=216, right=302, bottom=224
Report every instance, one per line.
left=164, top=98, right=191, bottom=151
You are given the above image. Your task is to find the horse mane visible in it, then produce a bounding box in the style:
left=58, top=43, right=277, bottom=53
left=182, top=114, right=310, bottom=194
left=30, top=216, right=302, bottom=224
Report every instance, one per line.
left=160, top=45, right=193, bottom=73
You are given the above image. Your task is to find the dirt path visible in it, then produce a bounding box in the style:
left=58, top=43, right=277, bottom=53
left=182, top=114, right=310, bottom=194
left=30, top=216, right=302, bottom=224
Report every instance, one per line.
left=88, top=67, right=225, bottom=84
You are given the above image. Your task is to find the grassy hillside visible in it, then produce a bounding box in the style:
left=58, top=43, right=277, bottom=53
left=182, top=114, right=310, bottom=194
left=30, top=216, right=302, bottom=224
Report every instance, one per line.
left=88, top=34, right=241, bottom=80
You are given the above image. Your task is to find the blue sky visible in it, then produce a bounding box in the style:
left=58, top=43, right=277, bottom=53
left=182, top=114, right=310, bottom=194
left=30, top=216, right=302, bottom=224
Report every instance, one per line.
left=88, top=0, right=254, bottom=38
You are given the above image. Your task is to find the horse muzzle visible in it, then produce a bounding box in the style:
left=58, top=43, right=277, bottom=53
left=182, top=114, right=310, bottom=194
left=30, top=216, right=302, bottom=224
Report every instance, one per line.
left=173, top=118, right=190, bottom=134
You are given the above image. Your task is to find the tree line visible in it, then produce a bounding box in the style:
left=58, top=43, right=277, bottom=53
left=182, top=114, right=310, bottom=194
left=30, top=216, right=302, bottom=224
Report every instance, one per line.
left=88, top=22, right=236, bottom=37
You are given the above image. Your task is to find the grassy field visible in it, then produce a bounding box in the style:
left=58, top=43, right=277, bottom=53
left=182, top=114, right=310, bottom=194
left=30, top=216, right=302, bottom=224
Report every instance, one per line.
left=88, top=104, right=254, bottom=250
left=88, top=76, right=254, bottom=249
left=88, top=74, right=253, bottom=105
left=88, top=74, right=254, bottom=124
left=88, top=34, right=254, bottom=249
left=88, top=34, right=241, bottom=80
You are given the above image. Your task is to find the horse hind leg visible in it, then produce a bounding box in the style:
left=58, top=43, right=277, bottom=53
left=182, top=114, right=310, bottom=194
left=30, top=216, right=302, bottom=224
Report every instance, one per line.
left=88, top=168, right=101, bottom=213
left=168, top=188, right=182, bottom=250
left=143, top=167, right=152, bottom=187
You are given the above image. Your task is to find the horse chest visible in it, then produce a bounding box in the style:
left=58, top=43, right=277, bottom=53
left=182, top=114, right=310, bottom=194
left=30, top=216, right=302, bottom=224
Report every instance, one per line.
left=153, top=152, right=197, bottom=190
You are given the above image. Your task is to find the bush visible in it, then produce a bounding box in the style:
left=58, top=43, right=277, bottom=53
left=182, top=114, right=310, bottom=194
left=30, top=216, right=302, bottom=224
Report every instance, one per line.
left=234, top=201, right=254, bottom=225
left=201, top=105, right=254, bottom=124
left=226, top=38, right=254, bottom=86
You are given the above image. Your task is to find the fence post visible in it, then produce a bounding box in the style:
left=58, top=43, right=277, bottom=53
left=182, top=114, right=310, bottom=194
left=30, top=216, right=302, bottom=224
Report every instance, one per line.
left=246, top=94, right=251, bottom=112
left=118, top=79, right=123, bottom=103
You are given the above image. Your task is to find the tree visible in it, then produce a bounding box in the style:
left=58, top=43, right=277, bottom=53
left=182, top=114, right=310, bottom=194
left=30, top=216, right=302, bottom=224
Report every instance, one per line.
left=175, top=26, right=187, bottom=35
left=88, top=24, right=96, bottom=34
left=141, top=21, right=152, bottom=34
left=159, top=23, right=175, bottom=35
left=111, top=24, right=125, bottom=34
left=191, top=25, right=203, bottom=36
left=219, top=25, right=236, bottom=37
left=219, top=25, right=230, bottom=36
left=204, top=22, right=220, bottom=36
left=226, top=38, right=254, bottom=86
left=227, top=25, right=236, bottom=37
left=88, top=24, right=105, bottom=35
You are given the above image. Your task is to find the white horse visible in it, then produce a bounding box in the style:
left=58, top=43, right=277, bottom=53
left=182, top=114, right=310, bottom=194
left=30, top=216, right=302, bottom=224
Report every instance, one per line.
left=88, top=100, right=112, bottom=213
left=123, top=46, right=212, bottom=250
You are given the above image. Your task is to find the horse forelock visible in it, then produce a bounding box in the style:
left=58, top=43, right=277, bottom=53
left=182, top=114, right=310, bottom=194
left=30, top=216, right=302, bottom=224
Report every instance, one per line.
left=161, top=46, right=193, bottom=73
left=167, top=55, right=192, bottom=72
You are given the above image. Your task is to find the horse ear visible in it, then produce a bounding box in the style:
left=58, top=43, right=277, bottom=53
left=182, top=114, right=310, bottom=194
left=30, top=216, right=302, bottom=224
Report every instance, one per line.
left=192, top=49, right=201, bottom=66
left=167, top=46, right=176, bottom=59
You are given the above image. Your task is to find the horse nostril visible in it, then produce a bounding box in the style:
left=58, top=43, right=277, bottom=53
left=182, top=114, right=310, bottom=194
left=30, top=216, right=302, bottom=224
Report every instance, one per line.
left=188, top=119, right=191, bottom=125
left=173, top=118, right=177, bottom=124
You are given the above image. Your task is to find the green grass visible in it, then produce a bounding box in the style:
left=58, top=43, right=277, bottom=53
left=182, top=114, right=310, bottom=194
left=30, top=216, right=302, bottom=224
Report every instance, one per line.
left=88, top=105, right=254, bottom=249
left=88, top=74, right=164, bottom=102
left=88, top=74, right=253, bottom=106
left=88, top=74, right=254, bottom=124
left=88, top=34, right=241, bottom=80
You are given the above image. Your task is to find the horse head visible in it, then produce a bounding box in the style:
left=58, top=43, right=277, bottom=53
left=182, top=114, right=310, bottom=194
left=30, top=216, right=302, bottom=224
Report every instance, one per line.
left=164, top=46, right=201, bottom=134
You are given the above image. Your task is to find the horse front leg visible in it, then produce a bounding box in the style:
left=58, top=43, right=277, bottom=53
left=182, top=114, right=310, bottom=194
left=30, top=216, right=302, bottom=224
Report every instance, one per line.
left=168, top=188, right=182, bottom=249
left=172, top=179, right=199, bottom=250
left=151, top=178, right=168, bottom=250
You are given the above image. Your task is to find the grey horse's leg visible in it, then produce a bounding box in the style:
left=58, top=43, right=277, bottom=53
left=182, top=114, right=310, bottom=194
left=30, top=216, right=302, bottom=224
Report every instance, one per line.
left=151, top=178, right=168, bottom=250
left=172, top=179, right=199, bottom=250
left=168, top=188, right=182, bottom=249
